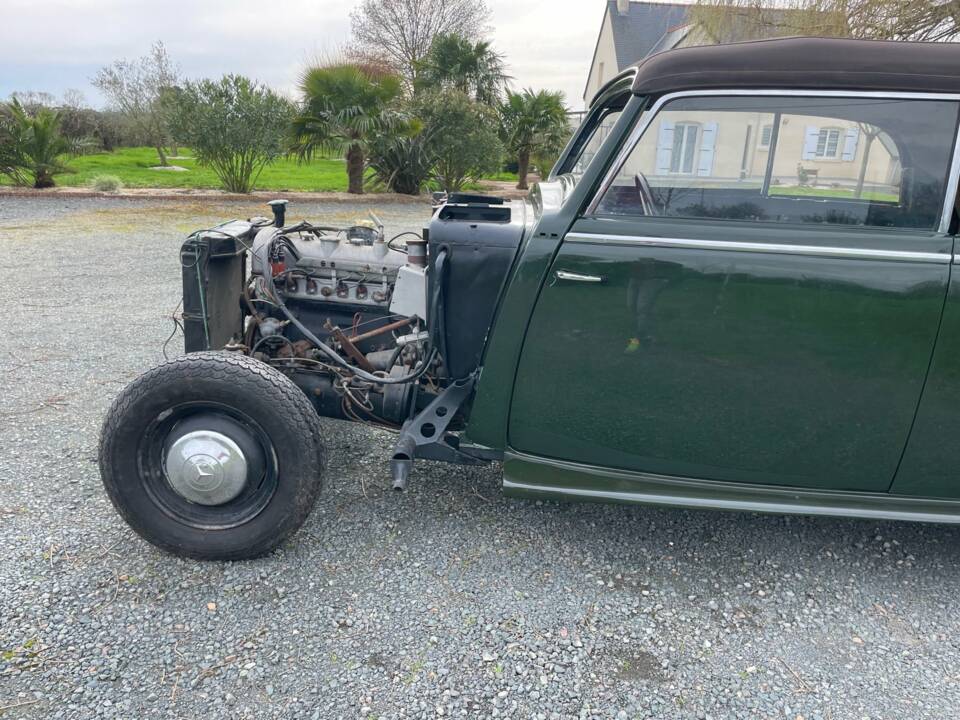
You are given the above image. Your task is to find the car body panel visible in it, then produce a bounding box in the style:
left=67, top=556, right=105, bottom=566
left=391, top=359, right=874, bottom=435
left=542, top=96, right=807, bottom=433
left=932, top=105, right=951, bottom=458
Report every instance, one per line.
left=502, top=451, right=960, bottom=524
left=465, top=68, right=960, bottom=517
left=508, top=216, right=950, bottom=491
left=464, top=93, right=650, bottom=449
left=892, top=257, right=960, bottom=498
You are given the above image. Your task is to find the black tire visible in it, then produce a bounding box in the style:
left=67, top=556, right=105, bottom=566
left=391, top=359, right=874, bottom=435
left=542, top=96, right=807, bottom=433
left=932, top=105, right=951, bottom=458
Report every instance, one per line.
left=99, top=352, right=325, bottom=560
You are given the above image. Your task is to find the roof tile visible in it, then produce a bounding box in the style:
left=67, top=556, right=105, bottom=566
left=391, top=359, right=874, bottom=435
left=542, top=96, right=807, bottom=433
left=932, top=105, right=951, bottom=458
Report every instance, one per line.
left=607, top=0, right=690, bottom=69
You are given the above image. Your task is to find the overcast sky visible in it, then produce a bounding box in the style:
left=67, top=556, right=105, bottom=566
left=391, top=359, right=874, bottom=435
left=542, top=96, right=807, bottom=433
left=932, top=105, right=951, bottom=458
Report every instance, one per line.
left=0, top=0, right=613, bottom=110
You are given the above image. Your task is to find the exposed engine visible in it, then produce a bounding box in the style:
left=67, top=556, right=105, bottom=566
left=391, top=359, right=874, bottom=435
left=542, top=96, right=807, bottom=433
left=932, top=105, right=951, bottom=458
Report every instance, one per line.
left=178, top=195, right=525, bottom=486
left=249, top=205, right=423, bottom=314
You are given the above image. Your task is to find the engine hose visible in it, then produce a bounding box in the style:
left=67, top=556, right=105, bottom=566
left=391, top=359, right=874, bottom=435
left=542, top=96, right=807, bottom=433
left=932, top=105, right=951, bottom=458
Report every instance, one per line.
left=386, top=343, right=405, bottom=369
left=429, top=247, right=449, bottom=365
left=264, top=238, right=436, bottom=385
left=251, top=333, right=294, bottom=356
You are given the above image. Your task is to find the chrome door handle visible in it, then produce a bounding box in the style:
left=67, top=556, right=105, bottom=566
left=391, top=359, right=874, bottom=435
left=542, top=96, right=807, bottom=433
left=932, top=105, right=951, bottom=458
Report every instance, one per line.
left=555, top=270, right=605, bottom=283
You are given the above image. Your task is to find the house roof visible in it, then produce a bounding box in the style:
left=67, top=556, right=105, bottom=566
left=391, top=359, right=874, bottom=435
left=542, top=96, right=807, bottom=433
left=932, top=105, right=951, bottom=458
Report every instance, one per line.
left=631, top=36, right=960, bottom=97
left=645, top=22, right=692, bottom=57
left=608, top=1, right=690, bottom=69
left=583, top=1, right=691, bottom=101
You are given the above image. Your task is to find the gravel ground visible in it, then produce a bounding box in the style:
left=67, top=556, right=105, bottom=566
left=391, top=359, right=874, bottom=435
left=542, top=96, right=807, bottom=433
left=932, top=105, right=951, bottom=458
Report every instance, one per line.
left=2, top=194, right=960, bottom=720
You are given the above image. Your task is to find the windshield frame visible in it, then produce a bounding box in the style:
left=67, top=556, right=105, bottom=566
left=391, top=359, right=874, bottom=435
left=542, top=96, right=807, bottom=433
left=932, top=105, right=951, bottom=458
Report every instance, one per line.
left=549, top=70, right=636, bottom=180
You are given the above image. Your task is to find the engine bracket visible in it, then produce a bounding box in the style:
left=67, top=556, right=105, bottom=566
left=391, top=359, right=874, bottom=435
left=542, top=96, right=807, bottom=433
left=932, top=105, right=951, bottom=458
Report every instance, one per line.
left=389, top=374, right=479, bottom=491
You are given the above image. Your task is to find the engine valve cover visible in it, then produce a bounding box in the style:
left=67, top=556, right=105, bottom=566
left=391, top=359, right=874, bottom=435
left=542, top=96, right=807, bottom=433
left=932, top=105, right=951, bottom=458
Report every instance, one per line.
left=251, top=227, right=409, bottom=308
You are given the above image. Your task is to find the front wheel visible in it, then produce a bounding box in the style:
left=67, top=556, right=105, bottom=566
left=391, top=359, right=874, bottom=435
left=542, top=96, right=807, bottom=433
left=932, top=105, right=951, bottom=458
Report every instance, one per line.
left=99, top=352, right=325, bottom=560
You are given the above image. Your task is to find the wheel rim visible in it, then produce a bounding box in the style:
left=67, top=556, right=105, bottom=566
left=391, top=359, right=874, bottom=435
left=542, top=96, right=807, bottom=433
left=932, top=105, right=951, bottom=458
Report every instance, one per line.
left=137, top=402, right=278, bottom=530
left=165, top=430, right=249, bottom=506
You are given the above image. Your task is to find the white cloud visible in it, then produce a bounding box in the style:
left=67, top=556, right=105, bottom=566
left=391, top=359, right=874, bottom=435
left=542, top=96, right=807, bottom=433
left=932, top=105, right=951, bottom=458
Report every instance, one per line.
left=0, top=0, right=605, bottom=108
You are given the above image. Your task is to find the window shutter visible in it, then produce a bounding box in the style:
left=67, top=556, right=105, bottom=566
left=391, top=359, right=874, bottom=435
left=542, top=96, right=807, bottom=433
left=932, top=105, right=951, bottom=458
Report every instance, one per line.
left=802, top=126, right=820, bottom=160
left=697, top=122, right=719, bottom=177
left=760, top=124, right=773, bottom=147
left=841, top=127, right=860, bottom=161
left=655, top=120, right=675, bottom=174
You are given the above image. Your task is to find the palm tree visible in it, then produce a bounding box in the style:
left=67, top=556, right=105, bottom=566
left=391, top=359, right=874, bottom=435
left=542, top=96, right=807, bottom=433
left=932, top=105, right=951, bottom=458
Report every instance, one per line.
left=414, top=33, right=510, bottom=105
left=290, top=63, right=404, bottom=194
left=499, top=89, right=569, bottom=190
left=0, top=99, right=72, bottom=188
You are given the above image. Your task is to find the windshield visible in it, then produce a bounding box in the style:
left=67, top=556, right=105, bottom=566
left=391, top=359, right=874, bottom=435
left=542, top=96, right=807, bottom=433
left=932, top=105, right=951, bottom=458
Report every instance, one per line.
left=552, top=89, right=631, bottom=178
left=568, top=107, right=625, bottom=175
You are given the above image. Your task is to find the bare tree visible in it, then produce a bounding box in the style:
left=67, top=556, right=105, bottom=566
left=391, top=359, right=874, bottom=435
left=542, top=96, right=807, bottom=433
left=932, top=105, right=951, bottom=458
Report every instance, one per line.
left=854, top=122, right=883, bottom=199
left=847, top=0, right=960, bottom=41
left=60, top=89, right=87, bottom=109
left=10, top=90, right=57, bottom=111
left=93, top=41, right=179, bottom=165
left=350, top=0, right=491, bottom=86
left=691, top=0, right=960, bottom=43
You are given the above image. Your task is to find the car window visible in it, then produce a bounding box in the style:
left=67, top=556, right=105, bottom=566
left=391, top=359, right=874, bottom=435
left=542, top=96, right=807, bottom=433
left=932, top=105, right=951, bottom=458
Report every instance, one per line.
left=568, top=107, right=624, bottom=174
left=592, top=95, right=960, bottom=230
left=552, top=88, right=632, bottom=177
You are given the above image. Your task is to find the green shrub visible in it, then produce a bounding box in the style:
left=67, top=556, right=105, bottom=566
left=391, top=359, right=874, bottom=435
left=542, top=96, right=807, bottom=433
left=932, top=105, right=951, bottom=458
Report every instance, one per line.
left=68, top=136, right=102, bottom=156
left=91, top=174, right=123, bottom=192
left=414, top=89, right=503, bottom=192
left=165, top=75, right=292, bottom=193
left=0, top=99, right=73, bottom=188
left=367, top=131, right=434, bottom=195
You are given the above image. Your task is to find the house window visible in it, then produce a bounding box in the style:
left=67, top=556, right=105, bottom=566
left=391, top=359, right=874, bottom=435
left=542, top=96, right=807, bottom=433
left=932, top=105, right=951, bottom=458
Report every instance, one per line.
left=815, top=127, right=843, bottom=159
left=670, top=122, right=700, bottom=174
left=759, top=123, right=773, bottom=148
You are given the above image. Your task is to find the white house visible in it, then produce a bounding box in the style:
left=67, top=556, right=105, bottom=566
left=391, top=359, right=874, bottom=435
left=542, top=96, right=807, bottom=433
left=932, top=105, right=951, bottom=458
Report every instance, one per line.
left=582, top=2, right=899, bottom=195
left=583, top=0, right=690, bottom=106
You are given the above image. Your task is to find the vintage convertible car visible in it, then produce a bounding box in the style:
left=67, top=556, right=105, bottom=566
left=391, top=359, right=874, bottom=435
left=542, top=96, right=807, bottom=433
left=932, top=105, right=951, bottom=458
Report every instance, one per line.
left=100, top=37, right=960, bottom=559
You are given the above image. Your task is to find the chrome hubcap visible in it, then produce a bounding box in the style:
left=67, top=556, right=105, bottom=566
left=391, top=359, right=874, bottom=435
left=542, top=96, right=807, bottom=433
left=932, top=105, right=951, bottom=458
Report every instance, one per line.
left=164, top=430, right=248, bottom=505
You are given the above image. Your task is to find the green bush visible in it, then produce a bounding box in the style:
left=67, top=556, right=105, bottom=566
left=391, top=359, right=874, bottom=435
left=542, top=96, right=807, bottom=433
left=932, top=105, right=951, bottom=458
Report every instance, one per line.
left=165, top=75, right=292, bottom=193
left=414, top=89, right=503, bottom=193
left=91, top=174, right=123, bottom=192
left=367, top=131, right=434, bottom=195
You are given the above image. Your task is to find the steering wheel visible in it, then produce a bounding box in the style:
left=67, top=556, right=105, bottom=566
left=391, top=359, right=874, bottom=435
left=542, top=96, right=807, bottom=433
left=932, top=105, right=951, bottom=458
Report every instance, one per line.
left=634, top=173, right=658, bottom=216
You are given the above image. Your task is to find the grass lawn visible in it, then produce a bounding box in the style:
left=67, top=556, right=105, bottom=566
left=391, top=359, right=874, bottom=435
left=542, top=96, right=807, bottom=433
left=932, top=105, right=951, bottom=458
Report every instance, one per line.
left=0, top=146, right=522, bottom=193
left=2, top=147, right=352, bottom=192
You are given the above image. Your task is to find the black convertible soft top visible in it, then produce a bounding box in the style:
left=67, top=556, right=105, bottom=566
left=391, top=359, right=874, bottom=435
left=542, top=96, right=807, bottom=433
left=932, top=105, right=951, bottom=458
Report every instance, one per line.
left=631, top=37, right=960, bottom=97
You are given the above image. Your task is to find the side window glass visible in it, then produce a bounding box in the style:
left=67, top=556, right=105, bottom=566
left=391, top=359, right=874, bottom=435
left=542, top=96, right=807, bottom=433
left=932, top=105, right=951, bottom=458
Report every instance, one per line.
left=773, top=117, right=899, bottom=206
left=593, top=95, right=960, bottom=230
left=566, top=107, right=624, bottom=175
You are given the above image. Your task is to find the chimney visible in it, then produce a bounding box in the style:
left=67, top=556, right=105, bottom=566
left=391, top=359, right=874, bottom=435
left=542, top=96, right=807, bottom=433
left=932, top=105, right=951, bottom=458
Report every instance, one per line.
left=616, top=0, right=630, bottom=14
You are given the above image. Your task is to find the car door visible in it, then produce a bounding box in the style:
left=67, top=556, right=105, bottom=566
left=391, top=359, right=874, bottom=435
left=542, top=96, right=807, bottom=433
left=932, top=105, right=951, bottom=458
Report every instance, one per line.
left=508, top=92, right=960, bottom=492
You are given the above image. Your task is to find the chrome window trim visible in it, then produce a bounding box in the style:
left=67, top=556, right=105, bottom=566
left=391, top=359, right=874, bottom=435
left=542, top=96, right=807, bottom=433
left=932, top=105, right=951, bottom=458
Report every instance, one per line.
left=566, top=232, right=951, bottom=264
left=586, top=89, right=960, bottom=235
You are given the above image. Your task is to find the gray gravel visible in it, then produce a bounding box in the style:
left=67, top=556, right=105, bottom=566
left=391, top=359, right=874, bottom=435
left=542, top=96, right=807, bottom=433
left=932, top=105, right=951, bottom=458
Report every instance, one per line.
left=2, top=194, right=960, bottom=720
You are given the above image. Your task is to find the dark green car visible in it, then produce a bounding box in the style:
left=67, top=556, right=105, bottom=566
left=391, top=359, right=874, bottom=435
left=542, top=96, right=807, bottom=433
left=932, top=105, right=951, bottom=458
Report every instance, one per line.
left=101, top=37, right=960, bottom=560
